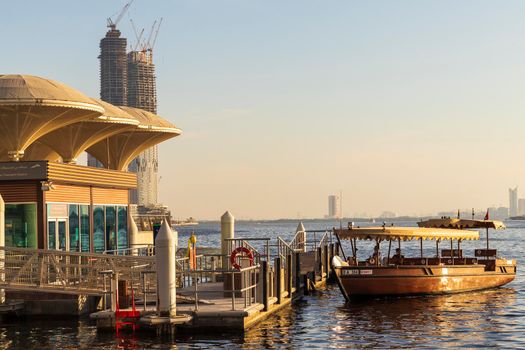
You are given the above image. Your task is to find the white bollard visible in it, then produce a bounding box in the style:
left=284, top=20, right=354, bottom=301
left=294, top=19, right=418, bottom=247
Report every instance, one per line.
left=0, top=194, right=4, bottom=304
left=129, top=214, right=139, bottom=256
left=155, top=219, right=177, bottom=317
left=221, top=211, right=235, bottom=267
left=296, top=221, right=306, bottom=252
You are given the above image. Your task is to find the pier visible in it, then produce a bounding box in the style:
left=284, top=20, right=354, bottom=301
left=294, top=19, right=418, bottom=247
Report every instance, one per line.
left=0, top=217, right=340, bottom=333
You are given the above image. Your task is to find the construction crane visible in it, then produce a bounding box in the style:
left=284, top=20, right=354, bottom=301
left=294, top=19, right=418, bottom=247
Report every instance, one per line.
left=149, top=17, right=163, bottom=53
left=129, top=18, right=145, bottom=51
left=107, top=0, right=134, bottom=30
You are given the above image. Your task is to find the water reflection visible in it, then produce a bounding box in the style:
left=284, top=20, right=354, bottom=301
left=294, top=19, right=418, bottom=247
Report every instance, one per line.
left=0, top=220, right=524, bottom=349
left=329, top=288, right=519, bottom=348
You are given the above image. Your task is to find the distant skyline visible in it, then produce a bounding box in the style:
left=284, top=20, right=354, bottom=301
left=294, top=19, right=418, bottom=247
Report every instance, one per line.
left=4, top=1, right=525, bottom=219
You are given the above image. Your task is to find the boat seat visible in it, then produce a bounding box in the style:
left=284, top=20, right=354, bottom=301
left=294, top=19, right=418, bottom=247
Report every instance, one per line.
left=474, top=249, right=497, bottom=257
left=441, top=249, right=462, bottom=257
left=401, top=258, right=428, bottom=265
left=426, top=258, right=441, bottom=265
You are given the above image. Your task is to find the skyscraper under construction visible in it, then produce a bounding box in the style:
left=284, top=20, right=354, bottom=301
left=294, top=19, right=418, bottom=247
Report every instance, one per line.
left=88, top=26, right=128, bottom=168
left=89, top=12, right=160, bottom=208
left=127, top=50, right=159, bottom=206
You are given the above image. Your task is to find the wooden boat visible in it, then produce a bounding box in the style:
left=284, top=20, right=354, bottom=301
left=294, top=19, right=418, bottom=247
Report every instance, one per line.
left=332, top=219, right=516, bottom=300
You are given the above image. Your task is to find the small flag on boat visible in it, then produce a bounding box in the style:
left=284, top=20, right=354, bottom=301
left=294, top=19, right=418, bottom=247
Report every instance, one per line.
left=484, top=209, right=489, bottom=220
left=457, top=209, right=460, bottom=219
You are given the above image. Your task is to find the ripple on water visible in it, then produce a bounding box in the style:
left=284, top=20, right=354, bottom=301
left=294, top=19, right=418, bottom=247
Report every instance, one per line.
left=1, top=220, right=525, bottom=349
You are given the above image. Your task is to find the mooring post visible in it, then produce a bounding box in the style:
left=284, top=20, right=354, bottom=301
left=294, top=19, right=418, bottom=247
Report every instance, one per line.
left=129, top=214, right=139, bottom=256
left=155, top=219, right=177, bottom=317
left=0, top=194, right=5, bottom=304
left=275, top=257, right=283, bottom=304
left=296, top=222, right=306, bottom=252
left=110, top=272, right=118, bottom=312
left=262, top=260, right=269, bottom=311
left=221, top=211, right=235, bottom=268
left=317, top=247, right=323, bottom=277
left=286, top=254, right=293, bottom=296
left=324, top=244, right=330, bottom=279
left=295, top=252, right=301, bottom=294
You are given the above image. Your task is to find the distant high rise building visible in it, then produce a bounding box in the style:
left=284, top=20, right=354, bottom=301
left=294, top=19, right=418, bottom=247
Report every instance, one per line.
left=509, top=187, right=518, bottom=217
left=497, top=207, right=509, bottom=219
left=328, top=195, right=341, bottom=218
left=127, top=50, right=158, bottom=207
left=88, top=27, right=128, bottom=169
left=518, top=198, right=525, bottom=216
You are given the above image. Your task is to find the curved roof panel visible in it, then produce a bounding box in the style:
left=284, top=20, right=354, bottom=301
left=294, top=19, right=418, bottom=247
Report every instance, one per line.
left=87, top=106, right=181, bottom=171
left=26, top=98, right=139, bottom=163
left=0, top=75, right=103, bottom=160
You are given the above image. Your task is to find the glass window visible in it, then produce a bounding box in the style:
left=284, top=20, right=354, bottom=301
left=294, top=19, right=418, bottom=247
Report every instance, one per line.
left=58, top=220, right=67, bottom=251
left=105, top=206, right=117, bottom=252
left=69, top=205, right=79, bottom=252
left=48, top=221, right=56, bottom=250
left=117, top=206, right=128, bottom=250
left=5, top=204, right=37, bottom=248
left=94, top=206, right=105, bottom=253
left=80, top=205, right=90, bottom=253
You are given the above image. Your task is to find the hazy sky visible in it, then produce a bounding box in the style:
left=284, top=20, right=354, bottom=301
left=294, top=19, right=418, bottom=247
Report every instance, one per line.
left=4, top=1, right=525, bottom=219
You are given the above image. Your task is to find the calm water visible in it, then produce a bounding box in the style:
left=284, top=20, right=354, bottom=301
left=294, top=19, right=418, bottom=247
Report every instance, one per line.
left=1, top=219, right=524, bottom=349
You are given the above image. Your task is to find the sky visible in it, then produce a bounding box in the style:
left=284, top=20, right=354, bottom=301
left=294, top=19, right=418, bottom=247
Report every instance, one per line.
left=3, top=1, right=525, bottom=220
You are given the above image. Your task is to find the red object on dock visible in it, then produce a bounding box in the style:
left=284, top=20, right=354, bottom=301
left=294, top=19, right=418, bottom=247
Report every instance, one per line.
left=115, top=288, right=141, bottom=333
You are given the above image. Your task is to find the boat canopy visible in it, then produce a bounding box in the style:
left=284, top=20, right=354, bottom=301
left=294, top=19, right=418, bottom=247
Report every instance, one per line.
left=334, top=226, right=479, bottom=241
left=417, top=218, right=505, bottom=230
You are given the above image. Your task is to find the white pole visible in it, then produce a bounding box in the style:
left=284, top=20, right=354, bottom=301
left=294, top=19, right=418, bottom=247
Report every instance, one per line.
left=0, top=194, right=4, bottom=304
left=221, top=211, right=235, bottom=267
left=296, top=221, right=306, bottom=252
left=129, top=214, right=139, bottom=256
left=155, top=219, right=176, bottom=317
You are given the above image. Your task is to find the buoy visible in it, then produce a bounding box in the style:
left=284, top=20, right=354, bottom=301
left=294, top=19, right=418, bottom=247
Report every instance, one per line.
left=230, top=246, right=254, bottom=270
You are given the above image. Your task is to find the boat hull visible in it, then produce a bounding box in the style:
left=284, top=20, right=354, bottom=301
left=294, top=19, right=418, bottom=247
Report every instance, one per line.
left=334, top=263, right=516, bottom=300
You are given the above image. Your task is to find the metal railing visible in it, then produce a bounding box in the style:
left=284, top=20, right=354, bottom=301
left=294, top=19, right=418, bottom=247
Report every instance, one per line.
left=225, top=238, right=271, bottom=265
left=0, top=247, right=155, bottom=298
left=178, top=264, right=262, bottom=311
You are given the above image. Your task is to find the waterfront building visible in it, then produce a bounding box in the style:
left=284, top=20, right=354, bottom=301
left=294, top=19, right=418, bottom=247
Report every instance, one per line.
left=0, top=74, right=181, bottom=252
left=497, top=207, right=509, bottom=220
left=519, top=199, right=525, bottom=216
left=328, top=195, right=341, bottom=218
left=509, top=187, right=518, bottom=217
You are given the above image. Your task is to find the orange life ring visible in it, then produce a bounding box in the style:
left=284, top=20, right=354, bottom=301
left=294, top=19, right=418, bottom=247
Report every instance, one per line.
left=368, top=257, right=376, bottom=265
left=230, top=246, right=254, bottom=270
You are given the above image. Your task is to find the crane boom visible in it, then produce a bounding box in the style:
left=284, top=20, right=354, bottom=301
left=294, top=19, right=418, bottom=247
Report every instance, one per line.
left=130, top=19, right=145, bottom=51
left=150, top=17, right=163, bottom=52
left=107, top=0, right=134, bottom=30
left=145, top=19, right=157, bottom=51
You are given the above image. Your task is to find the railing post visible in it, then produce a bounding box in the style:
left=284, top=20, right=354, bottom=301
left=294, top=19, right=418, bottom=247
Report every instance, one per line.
left=262, top=261, right=269, bottom=311
left=295, top=252, right=301, bottom=295
left=286, top=254, right=292, bottom=297
left=275, top=257, right=282, bottom=304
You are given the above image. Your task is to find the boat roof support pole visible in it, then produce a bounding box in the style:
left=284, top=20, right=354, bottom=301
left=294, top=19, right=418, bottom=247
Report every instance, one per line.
left=436, top=240, right=439, bottom=258
left=387, top=239, right=392, bottom=265
left=486, top=227, right=489, bottom=251
left=420, top=238, right=423, bottom=258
